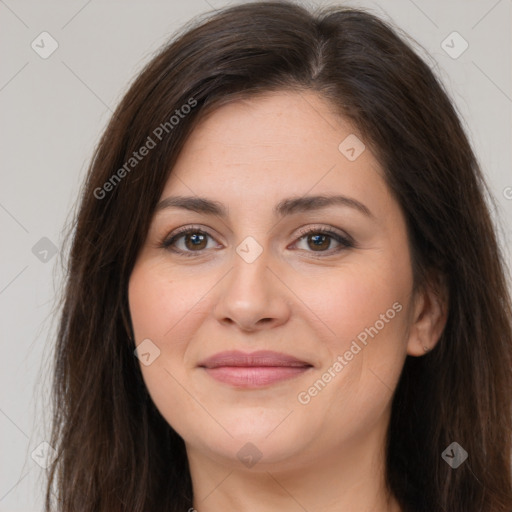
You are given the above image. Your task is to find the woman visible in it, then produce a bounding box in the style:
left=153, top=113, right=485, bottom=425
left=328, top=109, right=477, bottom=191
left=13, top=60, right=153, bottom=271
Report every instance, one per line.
left=45, top=1, right=512, bottom=511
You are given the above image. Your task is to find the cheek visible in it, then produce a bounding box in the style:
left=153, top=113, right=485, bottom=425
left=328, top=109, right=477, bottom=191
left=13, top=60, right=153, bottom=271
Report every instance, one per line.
left=128, top=263, right=203, bottom=433
left=296, top=295, right=408, bottom=445
left=304, top=259, right=412, bottom=407
left=128, top=262, right=195, bottom=342
left=310, top=256, right=412, bottom=349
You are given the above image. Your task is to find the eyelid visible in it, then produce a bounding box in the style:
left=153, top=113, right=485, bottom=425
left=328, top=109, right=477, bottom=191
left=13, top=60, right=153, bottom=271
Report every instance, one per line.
left=295, top=224, right=353, bottom=244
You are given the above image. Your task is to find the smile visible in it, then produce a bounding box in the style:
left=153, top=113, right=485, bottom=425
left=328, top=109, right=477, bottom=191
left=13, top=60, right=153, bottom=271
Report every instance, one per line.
left=198, top=350, right=314, bottom=388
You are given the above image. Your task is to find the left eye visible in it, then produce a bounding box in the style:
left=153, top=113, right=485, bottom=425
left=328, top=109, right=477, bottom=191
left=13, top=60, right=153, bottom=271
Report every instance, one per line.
left=161, top=226, right=353, bottom=256
left=293, top=227, right=353, bottom=253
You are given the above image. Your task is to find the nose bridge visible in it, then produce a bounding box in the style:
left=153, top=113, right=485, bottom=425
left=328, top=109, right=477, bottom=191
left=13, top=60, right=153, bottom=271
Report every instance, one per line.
left=227, top=238, right=273, bottom=306
left=213, top=238, right=290, bottom=330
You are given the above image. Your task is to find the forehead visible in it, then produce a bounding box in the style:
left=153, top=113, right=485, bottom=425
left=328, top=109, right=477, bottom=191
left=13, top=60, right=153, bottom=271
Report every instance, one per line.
left=177, top=90, right=354, bottom=162
left=161, top=90, right=389, bottom=215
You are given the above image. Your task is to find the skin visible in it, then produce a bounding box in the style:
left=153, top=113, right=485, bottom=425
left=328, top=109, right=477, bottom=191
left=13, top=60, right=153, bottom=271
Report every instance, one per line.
left=128, top=90, right=447, bottom=512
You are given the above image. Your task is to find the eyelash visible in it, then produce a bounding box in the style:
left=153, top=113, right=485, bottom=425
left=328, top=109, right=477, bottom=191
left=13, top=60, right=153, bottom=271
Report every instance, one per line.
left=160, top=225, right=354, bottom=258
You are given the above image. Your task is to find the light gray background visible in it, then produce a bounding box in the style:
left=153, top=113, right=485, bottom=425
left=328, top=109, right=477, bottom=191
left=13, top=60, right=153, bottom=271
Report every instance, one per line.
left=0, top=0, right=510, bottom=510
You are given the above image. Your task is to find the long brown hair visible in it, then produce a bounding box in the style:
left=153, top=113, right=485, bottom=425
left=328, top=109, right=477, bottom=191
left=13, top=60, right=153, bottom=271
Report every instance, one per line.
left=44, top=2, right=512, bottom=511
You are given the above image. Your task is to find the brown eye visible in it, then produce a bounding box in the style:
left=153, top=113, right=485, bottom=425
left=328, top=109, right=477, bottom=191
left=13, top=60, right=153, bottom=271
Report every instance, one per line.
left=162, top=227, right=219, bottom=256
left=293, top=227, right=354, bottom=254
left=182, top=232, right=208, bottom=251
left=304, top=233, right=332, bottom=251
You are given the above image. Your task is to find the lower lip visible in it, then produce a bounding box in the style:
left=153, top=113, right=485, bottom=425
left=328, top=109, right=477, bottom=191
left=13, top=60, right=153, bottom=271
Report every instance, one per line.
left=203, top=366, right=311, bottom=388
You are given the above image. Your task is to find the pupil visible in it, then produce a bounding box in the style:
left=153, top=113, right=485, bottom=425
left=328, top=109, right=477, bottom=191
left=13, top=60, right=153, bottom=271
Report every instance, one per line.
left=310, top=234, right=328, bottom=250
left=188, top=233, right=205, bottom=248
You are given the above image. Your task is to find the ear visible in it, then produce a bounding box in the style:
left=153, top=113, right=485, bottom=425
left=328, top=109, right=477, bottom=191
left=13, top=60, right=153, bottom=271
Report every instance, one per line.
left=406, top=273, right=448, bottom=356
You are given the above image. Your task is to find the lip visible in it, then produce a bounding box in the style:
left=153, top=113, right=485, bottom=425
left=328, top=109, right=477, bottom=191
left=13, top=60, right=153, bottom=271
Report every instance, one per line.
left=198, top=350, right=312, bottom=368
left=198, top=350, right=313, bottom=388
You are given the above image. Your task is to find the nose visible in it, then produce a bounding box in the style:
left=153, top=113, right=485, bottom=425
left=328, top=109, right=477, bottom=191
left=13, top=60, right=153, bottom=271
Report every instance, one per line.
left=213, top=248, right=291, bottom=332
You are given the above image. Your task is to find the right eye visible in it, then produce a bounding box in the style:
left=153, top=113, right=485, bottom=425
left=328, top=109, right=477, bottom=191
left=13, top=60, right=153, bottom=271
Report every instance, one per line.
left=160, top=226, right=221, bottom=257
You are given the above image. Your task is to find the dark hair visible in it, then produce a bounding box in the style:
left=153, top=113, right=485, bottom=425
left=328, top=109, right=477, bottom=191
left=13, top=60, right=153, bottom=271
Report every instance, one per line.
left=44, top=1, right=512, bottom=511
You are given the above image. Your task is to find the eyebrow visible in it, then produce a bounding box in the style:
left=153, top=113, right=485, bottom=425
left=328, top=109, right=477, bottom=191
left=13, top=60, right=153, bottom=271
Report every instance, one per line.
left=155, top=194, right=374, bottom=219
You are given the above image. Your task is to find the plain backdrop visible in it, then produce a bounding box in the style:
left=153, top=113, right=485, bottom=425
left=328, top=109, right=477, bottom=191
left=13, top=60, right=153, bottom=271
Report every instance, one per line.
left=0, top=0, right=511, bottom=510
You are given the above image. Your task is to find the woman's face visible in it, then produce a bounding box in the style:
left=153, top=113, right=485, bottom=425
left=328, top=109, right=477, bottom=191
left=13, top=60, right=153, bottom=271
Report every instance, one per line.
left=128, top=90, right=424, bottom=471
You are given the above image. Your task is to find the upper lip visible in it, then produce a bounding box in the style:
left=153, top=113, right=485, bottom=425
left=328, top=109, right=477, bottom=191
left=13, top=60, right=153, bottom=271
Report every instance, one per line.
left=198, top=350, right=313, bottom=369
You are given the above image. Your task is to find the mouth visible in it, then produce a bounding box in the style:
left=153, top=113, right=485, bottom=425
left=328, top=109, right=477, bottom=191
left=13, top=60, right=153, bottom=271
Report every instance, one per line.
left=198, top=350, right=314, bottom=388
